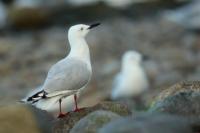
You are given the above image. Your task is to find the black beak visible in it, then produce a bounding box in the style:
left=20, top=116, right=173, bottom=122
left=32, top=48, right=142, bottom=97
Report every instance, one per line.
left=88, top=23, right=101, bottom=29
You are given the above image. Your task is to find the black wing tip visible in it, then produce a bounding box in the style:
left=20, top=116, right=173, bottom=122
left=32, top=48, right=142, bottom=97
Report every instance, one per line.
left=27, top=97, right=33, bottom=101
left=25, top=90, right=47, bottom=103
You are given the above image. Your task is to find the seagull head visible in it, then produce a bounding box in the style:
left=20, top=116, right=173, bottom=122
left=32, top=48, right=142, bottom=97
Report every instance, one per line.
left=122, top=50, right=142, bottom=65
left=68, top=23, right=100, bottom=38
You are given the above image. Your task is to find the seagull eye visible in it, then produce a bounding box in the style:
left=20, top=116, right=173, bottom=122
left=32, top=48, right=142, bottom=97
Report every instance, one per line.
left=80, top=27, right=83, bottom=31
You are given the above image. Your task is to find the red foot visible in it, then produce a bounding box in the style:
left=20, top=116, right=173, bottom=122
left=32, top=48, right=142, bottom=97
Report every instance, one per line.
left=57, top=112, right=70, bottom=118
left=57, top=113, right=66, bottom=118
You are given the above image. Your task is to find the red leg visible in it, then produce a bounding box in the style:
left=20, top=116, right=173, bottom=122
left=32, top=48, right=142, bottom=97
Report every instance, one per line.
left=73, top=94, right=84, bottom=112
left=57, top=99, right=66, bottom=118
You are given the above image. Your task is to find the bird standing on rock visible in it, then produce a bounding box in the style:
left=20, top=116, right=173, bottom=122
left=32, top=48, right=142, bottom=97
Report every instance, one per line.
left=111, top=51, right=149, bottom=100
left=21, top=23, right=100, bottom=118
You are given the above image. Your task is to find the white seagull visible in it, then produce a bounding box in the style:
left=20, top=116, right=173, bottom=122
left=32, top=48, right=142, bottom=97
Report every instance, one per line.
left=111, top=51, right=149, bottom=100
left=21, top=23, right=100, bottom=118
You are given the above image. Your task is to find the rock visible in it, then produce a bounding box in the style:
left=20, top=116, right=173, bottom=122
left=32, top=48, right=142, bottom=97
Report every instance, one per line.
left=98, top=113, right=192, bottom=133
left=70, top=110, right=121, bottom=133
left=149, top=81, right=200, bottom=130
left=0, top=104, right=54, bottom=133
left=91, top=101, right=131, bottom=116
left=53, top=101, right=131, bottom=133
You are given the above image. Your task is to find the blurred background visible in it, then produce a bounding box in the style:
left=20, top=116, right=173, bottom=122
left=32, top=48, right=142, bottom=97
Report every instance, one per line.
left=0, top=0, right=199, bottom=107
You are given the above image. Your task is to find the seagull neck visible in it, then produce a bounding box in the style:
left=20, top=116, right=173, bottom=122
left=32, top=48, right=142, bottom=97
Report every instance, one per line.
left=121, top=61, right=140, bottom=73
left=68, top=37, right=91, bottom=63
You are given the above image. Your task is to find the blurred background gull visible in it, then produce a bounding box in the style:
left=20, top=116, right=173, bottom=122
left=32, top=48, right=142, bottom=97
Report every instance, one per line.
left=0, top=0, right=199, bottom=113
left=110, top=51, right=149, bottom=111
left=111, top=51, right=149, bottom=100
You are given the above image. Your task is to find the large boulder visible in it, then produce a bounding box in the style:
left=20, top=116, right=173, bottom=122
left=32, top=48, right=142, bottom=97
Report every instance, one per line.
left=149, top=81, right=200, bottom=132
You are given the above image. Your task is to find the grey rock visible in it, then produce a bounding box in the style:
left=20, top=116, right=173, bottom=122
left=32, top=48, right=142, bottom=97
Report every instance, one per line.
left=70, top=110, right=121, bottom=133
left=98, top=113, right=192, bottom=133
left=149, top=81, right=200, bottom=118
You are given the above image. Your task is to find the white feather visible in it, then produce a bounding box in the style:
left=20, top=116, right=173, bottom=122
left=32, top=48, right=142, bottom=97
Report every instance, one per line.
left=111, top=51, right=149, bottom=99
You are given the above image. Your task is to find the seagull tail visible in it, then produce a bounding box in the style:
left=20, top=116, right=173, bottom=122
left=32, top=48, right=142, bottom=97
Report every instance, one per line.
left=20, top=90, right=47, bottom=104
left=19, top=98, right=27, bottom=103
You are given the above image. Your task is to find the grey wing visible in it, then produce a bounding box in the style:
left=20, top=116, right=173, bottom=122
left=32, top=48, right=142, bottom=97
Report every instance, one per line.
left=43, top=59, right=91, bottom=95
